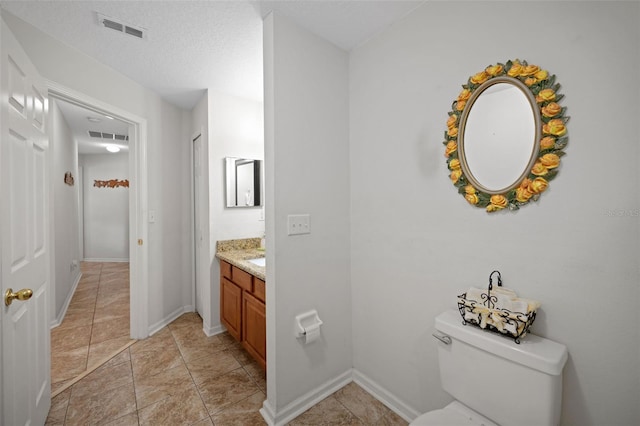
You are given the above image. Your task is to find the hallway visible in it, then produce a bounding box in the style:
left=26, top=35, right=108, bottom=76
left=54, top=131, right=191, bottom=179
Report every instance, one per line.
left=46, top=263, right=407, bottom=425
left=50, top=262, right=133, bottom=392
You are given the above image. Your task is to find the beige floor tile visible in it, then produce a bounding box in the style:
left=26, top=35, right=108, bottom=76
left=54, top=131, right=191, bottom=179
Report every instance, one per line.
left=51, top=324, right=92, bottom=352
left=49, top=262, right=406, bottom=426
left=87, top=336, right=134, bottom=367
left=70, top=359, right=133, bottom=400
left=80, top=262, right=102, bottom=273
left=185, top=348, right=241, bottom=385
left=137, top=383, right=209, bottom=426
left=217, top=331, right=239, bottom=347
left=334, top=382, right=391, bottom=424
left=375, top=411, right=409, bottom=426
left=168, top=312, right=203, bottom=330
left=227, top=341, right=257, bottom=366
left=190, top=417, right=214, bottom=426
left=174, top=333, right=227, bottom=363
left=58, top=306, right=95, bottom=329
left=99, top=278, right=129, bottom=292
left=93, top=303, right=129, bottom=324
left=90, top=316, right=130, bottom=344
left=210, top=391, right=266, bottom=426
left=134, top=362, right=194, bottom=409
left=289, top=396, right=364, bottom=425
left=130, top=342, right=184, bottom=379
left=68, top=287, right=98, bottom=306
left=129, top=327, right=176, bottom=355
left=79, top=273, right=102, bottom=282
left=45, top=388, right=71, bottom=425
left=197, top=368, right=260, bottom=415
left=95, top=291, right=129, bottom=309
left=65, top=381, right=136, bottom=425
left=51, top=378, right=74, bottom=395
left=51, top=346, right=88, bottom=383
left=100, top=262, right=129, bottom=272
left=243, top=359, right=267, bottom=392
left=103, top=412, right=139, bottom=426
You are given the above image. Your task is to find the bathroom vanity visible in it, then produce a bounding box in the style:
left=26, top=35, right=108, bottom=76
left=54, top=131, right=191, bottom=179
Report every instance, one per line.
left=216, top=239, right=266, bottom=370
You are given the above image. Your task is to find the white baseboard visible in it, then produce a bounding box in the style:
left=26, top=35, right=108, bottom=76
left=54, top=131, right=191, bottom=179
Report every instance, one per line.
left=352, top=369, right=421, bottom=422
left=147, top=306, right=192, bottom=336
left=50, top=272, right=82, bottom=329
left=260, top=369, right=352, bottom=426
left=203, top=321, right=225, bottom=337
left=258, top=368, right=420, bottom=425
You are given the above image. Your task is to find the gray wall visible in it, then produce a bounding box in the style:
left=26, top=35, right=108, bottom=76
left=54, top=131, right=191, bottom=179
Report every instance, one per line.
left=264, top=12, right=353, bottom=417
left=79, top=153, right=129, bottom=261
left=50, top=101, right=81, bottom=325
left=349, top=2, right=639, bottom=425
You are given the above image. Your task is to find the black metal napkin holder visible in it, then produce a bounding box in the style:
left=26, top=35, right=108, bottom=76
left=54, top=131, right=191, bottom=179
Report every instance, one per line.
left=457, top=270, right=537, bottom=344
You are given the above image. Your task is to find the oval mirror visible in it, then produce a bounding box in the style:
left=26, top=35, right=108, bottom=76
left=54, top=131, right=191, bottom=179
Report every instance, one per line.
left=444, top=60, right=569, bottom=213
left=459, top=78, right=539, bottom=194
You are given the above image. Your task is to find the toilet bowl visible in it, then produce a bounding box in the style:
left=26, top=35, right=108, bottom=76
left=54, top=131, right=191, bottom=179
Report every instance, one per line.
left=410, top=310, right=568, bottom=426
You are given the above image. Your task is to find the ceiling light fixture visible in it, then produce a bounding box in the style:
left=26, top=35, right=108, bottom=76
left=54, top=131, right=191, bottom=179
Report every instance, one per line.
left=106, top=145, right=121, bottom=153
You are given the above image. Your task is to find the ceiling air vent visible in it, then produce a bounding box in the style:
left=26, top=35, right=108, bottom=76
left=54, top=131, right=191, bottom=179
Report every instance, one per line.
left=88, top=130, right=129, bottom=141
left=97, top=12, right=146, bottom=40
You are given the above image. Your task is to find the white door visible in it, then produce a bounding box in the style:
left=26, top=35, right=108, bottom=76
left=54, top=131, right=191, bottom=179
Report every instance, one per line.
left=193, top=134, right=203, bottom=315
left=1, top=18, right=51, bottom=426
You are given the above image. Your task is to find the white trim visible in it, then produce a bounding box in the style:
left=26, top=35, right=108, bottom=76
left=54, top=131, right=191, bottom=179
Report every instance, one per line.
left=77, top=166, right=84, bottom=262
left=203, top=322, right=225, bottom=337
left=259, top=369, right=352, bottom=426
left=147, top=305, right=193, bottom=336
left=191, top=131, right=202, bottom=319
left=50, top=272, right=82, bottom=329
left=352, top=369, right=420, bottom=423
left=258, top=368, right=419, bottom=425
left=45, top=80, right=149, bottom=340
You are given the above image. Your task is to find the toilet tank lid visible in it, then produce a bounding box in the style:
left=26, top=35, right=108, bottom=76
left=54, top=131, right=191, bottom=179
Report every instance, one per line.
left=436, top=310, right=568, bottom=376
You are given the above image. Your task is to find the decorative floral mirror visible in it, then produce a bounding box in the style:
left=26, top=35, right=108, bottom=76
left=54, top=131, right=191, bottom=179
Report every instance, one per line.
left=444, top=60, right=568, bottom=212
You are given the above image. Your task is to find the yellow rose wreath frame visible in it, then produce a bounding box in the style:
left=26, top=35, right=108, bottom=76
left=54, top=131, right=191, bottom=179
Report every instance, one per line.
left=444, top=59, right=568, bottom=212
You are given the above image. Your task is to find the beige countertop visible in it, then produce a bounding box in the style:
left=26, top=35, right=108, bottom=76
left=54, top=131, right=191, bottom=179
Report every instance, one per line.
left=215, top=238, right=265, bottom=281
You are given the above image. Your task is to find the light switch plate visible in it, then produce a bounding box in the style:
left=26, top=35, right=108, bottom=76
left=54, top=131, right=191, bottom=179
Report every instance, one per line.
left=287, top=214, right=310, bottom=235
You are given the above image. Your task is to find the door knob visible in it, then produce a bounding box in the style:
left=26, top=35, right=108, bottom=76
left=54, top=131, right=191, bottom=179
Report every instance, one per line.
left=4, top=288, right=33, bottom=306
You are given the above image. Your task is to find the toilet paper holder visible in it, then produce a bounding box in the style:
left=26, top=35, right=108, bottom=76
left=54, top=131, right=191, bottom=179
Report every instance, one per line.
left=295, top=309, right=323, bottom=338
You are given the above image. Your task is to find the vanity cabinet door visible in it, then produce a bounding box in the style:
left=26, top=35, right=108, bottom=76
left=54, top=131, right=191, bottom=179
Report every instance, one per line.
left=242, top=291, right=266, bottom=370
left=253, top=278, right=265, bottom=302
left=221, top=277, right=242, bottom=341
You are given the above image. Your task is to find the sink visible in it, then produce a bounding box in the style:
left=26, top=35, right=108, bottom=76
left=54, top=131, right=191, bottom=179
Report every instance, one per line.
left=247, top=257, right=266, bottom=267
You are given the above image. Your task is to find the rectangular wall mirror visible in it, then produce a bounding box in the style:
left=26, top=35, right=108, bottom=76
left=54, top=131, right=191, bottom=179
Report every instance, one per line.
left=225, top=157, right=262, bottom=207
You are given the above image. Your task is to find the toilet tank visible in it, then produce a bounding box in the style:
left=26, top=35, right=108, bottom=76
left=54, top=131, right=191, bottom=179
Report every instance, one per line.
left=434, top=310, right=568, bottom=426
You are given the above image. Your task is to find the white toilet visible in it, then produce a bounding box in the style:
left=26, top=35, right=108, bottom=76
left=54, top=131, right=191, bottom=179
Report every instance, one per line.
left=412, top=310, right=568, bottom=426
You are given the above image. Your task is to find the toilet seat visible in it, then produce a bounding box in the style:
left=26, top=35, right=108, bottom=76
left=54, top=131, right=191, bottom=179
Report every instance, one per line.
left=410, top=401, right=497, bottom=426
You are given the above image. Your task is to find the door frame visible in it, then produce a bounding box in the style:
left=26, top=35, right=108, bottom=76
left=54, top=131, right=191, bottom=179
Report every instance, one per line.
left=192, top=132, right=201, bottom=315
left=47, top=80, right=149, bottom=339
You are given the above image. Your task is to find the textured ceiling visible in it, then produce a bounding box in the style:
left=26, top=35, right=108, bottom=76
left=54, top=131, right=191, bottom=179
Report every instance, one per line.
left=0, top=0, right=424, bottom=110
left=55, top=98, right=130, bottom=155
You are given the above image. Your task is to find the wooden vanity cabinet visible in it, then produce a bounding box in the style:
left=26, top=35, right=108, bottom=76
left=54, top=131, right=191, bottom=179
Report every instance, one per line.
left=243, top=288, right=266, bottom=370
left=219, top=260, right=266, bottom=369
left=220, top=277, right=242, bottom=341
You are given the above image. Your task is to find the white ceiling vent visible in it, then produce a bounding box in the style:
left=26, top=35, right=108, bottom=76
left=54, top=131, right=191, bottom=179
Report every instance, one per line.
left=96, top=12, right=146, bottom=40
left=89, top=130, right=129, bottom=141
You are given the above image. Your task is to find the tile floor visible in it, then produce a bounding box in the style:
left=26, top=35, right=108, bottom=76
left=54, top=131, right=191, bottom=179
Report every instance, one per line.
left=47, top=262, right=408, bottom=425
